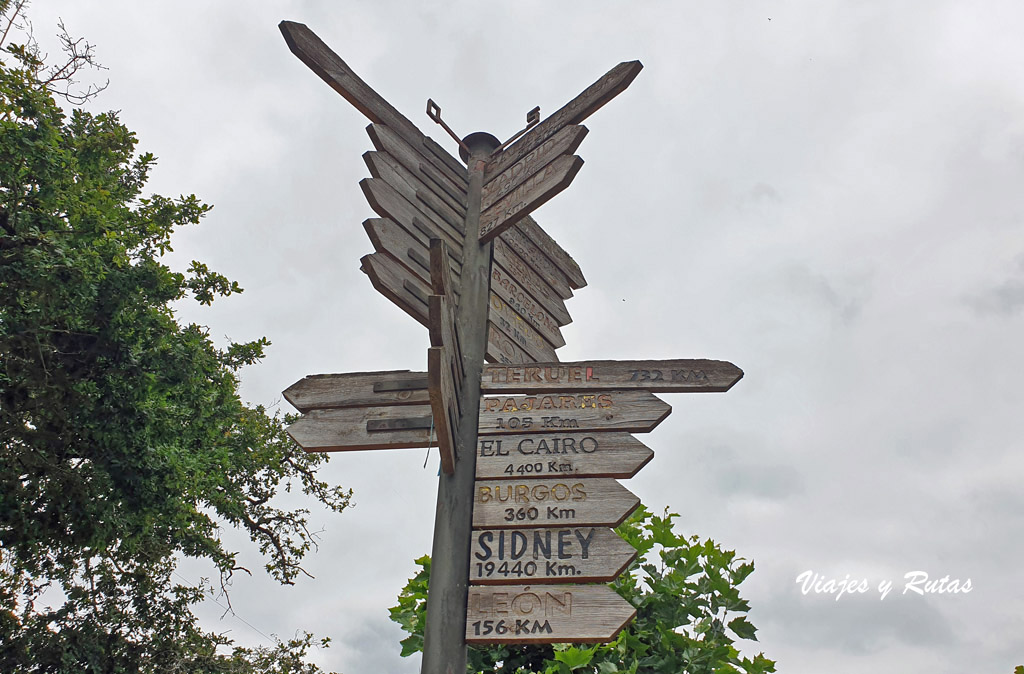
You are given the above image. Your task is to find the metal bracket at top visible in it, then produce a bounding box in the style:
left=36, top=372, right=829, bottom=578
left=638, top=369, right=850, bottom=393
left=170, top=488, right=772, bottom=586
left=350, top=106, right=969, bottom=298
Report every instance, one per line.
left=494, top=106, right=540, bottom=155
left=427, top=99, right=471, bottom=157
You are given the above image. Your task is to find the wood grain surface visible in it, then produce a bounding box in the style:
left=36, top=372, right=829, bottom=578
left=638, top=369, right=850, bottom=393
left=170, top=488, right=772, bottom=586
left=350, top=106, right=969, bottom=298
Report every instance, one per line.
left=478, top=391, right=671, bottom=435
left=479, top=155, right=584, bottom=242
left=472, top=478, right=639, bottom=529
left=475, top=432, right=653, bottom=480
left=287, top=404, right=433, bottom=451
left=469, top=527, right=637, bottom=585
left=482, top=359, right=744, bottom=393
left=465, top=584, right=636, bottom=644
left=283, top=370, right=429, bottom=413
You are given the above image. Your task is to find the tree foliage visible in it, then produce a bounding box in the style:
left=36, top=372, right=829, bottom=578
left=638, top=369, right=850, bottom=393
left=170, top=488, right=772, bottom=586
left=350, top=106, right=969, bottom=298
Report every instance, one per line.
left=1, top=4, right=349, bottom=670
left=391, top=506, right=776, bottom=674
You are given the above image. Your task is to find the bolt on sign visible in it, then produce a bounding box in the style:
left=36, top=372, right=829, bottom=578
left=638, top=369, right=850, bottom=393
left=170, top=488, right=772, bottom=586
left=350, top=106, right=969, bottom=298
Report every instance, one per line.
left=277, top=19, right=742, bottom=672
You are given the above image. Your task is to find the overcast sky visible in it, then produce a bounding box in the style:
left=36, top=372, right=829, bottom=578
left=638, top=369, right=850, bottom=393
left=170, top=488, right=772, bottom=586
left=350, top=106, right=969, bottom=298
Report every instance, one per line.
left=25, top=1, right=1024, bottom=672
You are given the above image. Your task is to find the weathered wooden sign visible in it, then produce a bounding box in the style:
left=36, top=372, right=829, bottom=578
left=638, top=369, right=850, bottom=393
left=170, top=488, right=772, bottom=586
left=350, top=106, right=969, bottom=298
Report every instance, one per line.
left=285, top=359, right=739, bottom=412
left=476, top=432, right=653, bottom=480
left=426, top=240, right=460, bottom=474
left=361, top=251, right=559, bottom=365
left=482, top=359, right=744, bottom=393
left=366, top=123, right=467, bottom=207
left=491, top=253, right=571, bottom=326
left=469, top=527, right=637, bottom=584
left=287, top=404, right=432, bottom=452
left=472, top=478, right=639, bottom=529
left=518, top=217, right=586, bottom=291
left=283, top=370, right=428, bottom=413
left=481, top=125, right=589, bottom=212
left=478, top=154, right=585, bottom=242
left=478, top=391, right=671, bottom=434
left=488, top=294, right=561, bottom=362
left=487, top=322, right=538, bottom=365
left=483, top=60, right=643, bottom=184
left=465, top=584, right=637, bottom=645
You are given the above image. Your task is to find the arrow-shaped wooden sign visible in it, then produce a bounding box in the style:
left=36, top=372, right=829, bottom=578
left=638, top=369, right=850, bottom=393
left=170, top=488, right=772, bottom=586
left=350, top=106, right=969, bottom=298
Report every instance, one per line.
left=516, top=216, right=587, bottom=291
left=360, top=251, right=563, bottom=365
left=362, top=215, right=574, bottom=351
left=466, top=584, right=636, bottom=645
left=487, top=321, right=543, bottom=365
left=364, top=151, right=466, bottom=237
left=476, top=432, right=653, bottom=480
left=427, top=239, right=461, bottom=474
left=361, top=177, right=465, bottom=254
left=497, top=222, right=577, bottom=298
left=478, top=391, right=671, bottom=435
left=285, top=358, right=737, bottom=415
left=483, top=59, right=643, bottom=182
left=469, top=527, right=637, bottom=585
left=483, top=359, right=744, bottom=393
left=366, top=123, right=468, bottom=211
left=481, top=125, right=589, bottom=213
left=279, top=21, right=465, bottom=184
left=363, top=216, right=463, bottom=296
left=286, top=404, right=433, bottom=452
left=491, top=250, right=572, bottom=326
left=283, top=370, right=429, bottom=413
left=488, top=293, right=562, bottom=359
left=472, top=478, right=639, bottom=529
left=478, top=154, right=585, bottom=242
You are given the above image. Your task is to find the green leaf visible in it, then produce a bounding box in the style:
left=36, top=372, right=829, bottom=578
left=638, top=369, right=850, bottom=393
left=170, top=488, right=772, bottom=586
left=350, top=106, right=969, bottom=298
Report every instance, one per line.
left=728, top=616, right=758, bottom=641
left=554, top=645, right=596, bottom=669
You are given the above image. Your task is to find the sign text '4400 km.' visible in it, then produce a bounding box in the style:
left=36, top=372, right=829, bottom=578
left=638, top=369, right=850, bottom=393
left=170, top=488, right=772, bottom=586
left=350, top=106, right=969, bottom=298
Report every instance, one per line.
left=476, top=432, right=653, bottom=480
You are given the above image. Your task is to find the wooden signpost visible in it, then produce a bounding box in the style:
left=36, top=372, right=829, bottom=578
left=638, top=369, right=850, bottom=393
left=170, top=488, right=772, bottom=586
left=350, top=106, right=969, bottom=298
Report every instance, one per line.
left=466, top=584, right=636, bottom=645
left=476, top=432, right=654, bottom=480
left=473, top=478, right=640, bottom=529
left=278, top=19, right=742, bottom=673
left=478, top=391, right=672, bottom=435
left=469, top=526, right=637, bottom=584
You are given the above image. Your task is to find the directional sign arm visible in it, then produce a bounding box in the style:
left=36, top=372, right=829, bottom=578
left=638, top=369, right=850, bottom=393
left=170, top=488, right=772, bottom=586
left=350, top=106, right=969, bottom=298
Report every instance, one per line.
left=482, top=125, right=589, bottom=208
left=475, top=432, right=654, bottom=480
left=279, top=21, right=466, bottom=179
left=427, top=239, right=463, bottom=474
left=498, top=226, right=574, bottom=299
left=516, top=216, right=586, bottom=290
left=283, top=370, right=428, bottom=413
left=469, top=527, right=637, bottom=584
left=481, top=359, right=744, bottom=393
left=287, top=404, right=434, bottom=452
left=478, top=391, right=671, bottom=435
left=485, top=60, right=643, bottom=180
left=473, top=478, right=640, bottom=528
left=479, top=155, right=585, bottom=242
left=466, top=584, right=636, bottom=645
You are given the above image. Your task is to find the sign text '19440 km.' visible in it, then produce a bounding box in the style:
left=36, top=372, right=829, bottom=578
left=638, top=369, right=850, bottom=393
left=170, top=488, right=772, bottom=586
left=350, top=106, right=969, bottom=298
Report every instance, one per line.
left=473, top=478, right=639, bottom=529
left=469, top=527, right=637, bottom=584
left=478, top=390, right=671, bottom=434
left=476, top=432, right=653, bottom=480
left=466, top=584, right=637, bottom=645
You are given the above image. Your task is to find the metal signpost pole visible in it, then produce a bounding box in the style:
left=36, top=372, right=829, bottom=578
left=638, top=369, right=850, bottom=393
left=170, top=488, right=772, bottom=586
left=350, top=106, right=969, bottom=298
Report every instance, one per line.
left=421, top=133, right=499, bottom=674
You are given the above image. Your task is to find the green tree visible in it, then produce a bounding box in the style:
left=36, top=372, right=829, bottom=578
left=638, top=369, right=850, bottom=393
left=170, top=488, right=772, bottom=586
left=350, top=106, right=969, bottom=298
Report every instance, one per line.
left=391, top=506, right=776, bottom=674
left=1, top=3, right=349, bottom=670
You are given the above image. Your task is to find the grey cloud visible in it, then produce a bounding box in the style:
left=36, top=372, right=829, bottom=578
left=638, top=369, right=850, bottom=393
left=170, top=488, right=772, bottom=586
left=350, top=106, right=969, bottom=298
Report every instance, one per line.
left=782, top=264, right=871, bottom=324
